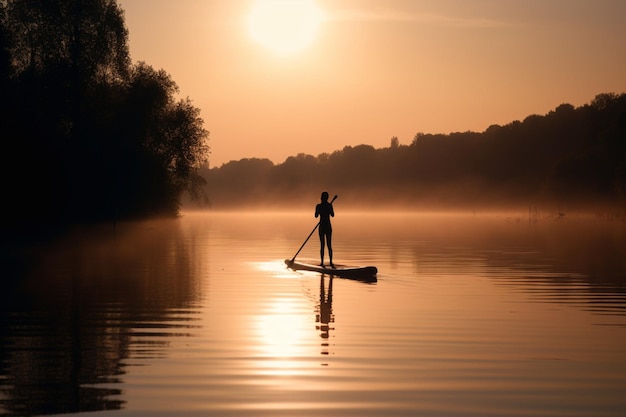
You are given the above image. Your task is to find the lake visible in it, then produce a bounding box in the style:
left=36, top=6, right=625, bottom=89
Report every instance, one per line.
left=1, top=211, right=626, bottom=417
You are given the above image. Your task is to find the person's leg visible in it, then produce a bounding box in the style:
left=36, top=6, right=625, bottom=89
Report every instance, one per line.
left=327, top=229, right=334, bottom=267
left=318, top=229, right=325, bottom=266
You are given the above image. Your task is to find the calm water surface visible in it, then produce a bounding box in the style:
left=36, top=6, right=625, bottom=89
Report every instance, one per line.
left=1, top=212, right=626, bottom=416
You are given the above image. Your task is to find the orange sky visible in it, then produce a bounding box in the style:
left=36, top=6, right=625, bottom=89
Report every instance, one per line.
left=118, top=0, right=626, bottom=167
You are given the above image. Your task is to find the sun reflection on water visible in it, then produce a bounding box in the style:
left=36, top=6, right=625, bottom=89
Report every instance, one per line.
left=4, top=213, right=626, bottom=416
left=254, top=260, right=297, bottom=279
left=252, top=296, right=316, bottom=376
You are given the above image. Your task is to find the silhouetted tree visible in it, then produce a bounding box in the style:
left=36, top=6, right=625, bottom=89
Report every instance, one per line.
left=201, top=93, right=625, bottom=212
left=111, top=63, right=208, bottom=218
left=1, top=0, right=209, bottom=240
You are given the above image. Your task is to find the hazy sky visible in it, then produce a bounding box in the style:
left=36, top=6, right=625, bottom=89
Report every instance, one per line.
left=118, top=0, right=626, bottom=167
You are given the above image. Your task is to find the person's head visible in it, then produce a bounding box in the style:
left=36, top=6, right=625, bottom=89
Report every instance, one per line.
left=321, top=191, right=329, bottom=202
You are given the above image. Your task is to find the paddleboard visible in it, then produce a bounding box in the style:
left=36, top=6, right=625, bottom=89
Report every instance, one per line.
left=285, top=259, right=377, bottom=282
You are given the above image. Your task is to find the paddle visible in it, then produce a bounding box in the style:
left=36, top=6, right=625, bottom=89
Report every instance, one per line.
left=288, top=194, right=337, bottom=264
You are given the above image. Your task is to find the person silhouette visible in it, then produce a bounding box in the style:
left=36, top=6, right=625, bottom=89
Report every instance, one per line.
left=315, top=191, right=334, bottom=267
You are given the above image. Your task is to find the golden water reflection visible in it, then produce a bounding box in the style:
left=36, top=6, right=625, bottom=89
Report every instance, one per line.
left=2, top=213, right=626, bottom=416
left=0, top=219, right=203, bottom=416
left=254, top=297, right=311, bottom=361
left=250, top=268, right=339, bottom=378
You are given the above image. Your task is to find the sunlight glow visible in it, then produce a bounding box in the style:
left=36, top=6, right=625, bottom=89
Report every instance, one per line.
left=255, top=260, right=297, bottom=278
left=248, top=0, right=323, bottom=55
left=254, top=298, right=311, bottom=360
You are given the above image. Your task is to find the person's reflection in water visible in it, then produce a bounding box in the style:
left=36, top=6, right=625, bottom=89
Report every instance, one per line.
left=316, top=274, right=334, bottom=357
left=315, top=191, right=334, bottom=267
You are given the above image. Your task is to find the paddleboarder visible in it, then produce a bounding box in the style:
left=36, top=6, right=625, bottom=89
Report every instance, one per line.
left=315, top=191, right=334, bottom=267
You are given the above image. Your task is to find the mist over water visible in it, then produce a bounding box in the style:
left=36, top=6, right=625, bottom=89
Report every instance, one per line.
left=1, top=212, right=625, bottom=416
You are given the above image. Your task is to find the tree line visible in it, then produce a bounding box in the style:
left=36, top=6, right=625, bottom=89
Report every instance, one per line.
left=199, top=93, right=626, bottom=212
left=1, top=0, right=210, bottom=241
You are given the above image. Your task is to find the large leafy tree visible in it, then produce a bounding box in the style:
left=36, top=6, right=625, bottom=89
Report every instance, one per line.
left=4, top=0, right=129, bottom=80
left=1, top=0, right=209, bottom=238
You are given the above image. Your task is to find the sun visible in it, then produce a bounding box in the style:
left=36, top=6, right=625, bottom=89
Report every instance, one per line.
left=248, top=0, right=323, bottom=55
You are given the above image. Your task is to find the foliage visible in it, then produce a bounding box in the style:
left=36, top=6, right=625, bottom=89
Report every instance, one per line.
left=0, top=0, right=209, bottom=239
left=202, top=93, right=626, bottom=212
